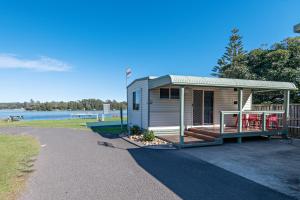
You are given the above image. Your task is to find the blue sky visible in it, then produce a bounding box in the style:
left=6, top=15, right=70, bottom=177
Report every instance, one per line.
left=0, top=0, right=299, bottom=102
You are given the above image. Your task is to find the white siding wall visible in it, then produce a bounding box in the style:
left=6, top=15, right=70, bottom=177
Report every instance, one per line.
left=149, top=87, right=193, bottom=127
left=127, top=79, right=149, bottom=129
left=149, top=87, right=252, bottom=128
left=215, top=88, right=252, bottom=126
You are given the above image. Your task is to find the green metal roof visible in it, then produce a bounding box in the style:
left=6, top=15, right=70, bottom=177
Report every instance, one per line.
left=294, top=23, right=300, bottom=33
left=148, top=75, right=297, bottom=90
left=126, top=76, right=157, bottom=88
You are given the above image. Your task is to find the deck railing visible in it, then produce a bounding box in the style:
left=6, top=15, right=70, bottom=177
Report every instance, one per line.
left=253, top=104, right=300, bottom=138
left=220, top=110, right=285, bottom=134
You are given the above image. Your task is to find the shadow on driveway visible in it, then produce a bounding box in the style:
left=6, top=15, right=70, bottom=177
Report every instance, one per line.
left=90, top=126, right=121, bottom=139
left=127, top=147, right=295, bottom=200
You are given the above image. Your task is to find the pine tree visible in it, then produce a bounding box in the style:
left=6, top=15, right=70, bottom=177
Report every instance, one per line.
left=212, top=28, right=251, bottom=79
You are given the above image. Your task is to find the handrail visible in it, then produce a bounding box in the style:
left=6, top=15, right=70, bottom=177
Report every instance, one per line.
left=219, top=110, right=285, bottom=134
left=221, top=110, right=285, bottom=115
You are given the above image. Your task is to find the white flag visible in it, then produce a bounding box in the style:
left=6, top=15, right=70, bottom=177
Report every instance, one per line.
left=126, top=68, right=132, bottom=78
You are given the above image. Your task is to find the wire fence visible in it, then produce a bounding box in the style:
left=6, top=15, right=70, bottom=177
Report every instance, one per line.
left=253, top=104, right=300, bottom=138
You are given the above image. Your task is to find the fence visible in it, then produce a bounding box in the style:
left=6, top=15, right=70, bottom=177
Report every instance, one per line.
left=253, top=104, right=300, bottom=138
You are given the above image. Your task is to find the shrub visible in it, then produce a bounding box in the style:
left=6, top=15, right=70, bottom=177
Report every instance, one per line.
left=142, top=130, right=155, bottom=142
left=130, top=125, right=141, bottom=135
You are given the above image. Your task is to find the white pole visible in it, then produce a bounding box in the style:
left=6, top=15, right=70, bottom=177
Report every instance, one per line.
left=179, top=87, right=185, bottom=146
left=126, top=69, right=129, bottom=133
left=283, top=90, right=290, bottom=134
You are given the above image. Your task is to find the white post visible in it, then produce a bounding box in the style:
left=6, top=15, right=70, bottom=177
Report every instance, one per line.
left=179, top=87, right=185, bottom=146
left=283, top=90, right=290, bottom=134
left=126, top=70, right=129, bottom=133
left=238, top=89, right=243, bottom=143
left=262, top=112, right=267, bottom=132
left=220, top=111, right=224, bottom=134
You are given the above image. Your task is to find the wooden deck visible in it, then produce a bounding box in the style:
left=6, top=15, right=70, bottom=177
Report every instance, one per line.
left=156, top=135, right=204, bottom=144
left=197, top=126, right=262, bottom=134
left=156, top=134, right=223, bottom=147
left=156, top=126, right=285, bottom=147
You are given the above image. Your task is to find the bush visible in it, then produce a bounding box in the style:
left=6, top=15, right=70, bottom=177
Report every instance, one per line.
left=130, top=125, right=142, bottom=135
left=142, top=130, right=155, bottom=142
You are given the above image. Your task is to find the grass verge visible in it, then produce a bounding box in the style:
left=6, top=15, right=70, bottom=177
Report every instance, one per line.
left=0, top=119, right=97, bottom=130
left=0, top=117, right=126, bottom=130
left=0, top=119, right=98, bottom=130
left=0, top=134, right=40, bottom=200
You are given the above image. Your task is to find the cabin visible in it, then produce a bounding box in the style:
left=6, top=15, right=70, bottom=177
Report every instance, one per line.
left=127, top=75, right=297, bottom=147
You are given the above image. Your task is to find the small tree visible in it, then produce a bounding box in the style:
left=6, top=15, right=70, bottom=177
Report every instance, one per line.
left=212, top=28, right=252, bottom=79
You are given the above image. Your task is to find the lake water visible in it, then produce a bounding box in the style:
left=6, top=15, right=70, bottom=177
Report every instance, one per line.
left=0, top=109, right=127, bottom=121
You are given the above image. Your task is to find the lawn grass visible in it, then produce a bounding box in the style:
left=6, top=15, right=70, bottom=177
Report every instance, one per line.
left=0, top=134, right=40, bottom=200
left=0, top=118, right=125, bottom=130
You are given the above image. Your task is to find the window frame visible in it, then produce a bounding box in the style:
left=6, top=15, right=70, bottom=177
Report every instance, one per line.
left=160, top=88, right=170, bottom=99
left=159, top=88, right=180, bottom=100
left=170, top=88, right=180, bottom=99
left=132, top=90, right=141, bottom=110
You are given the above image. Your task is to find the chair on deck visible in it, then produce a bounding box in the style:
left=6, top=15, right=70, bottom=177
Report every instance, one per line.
left=248, top=114, right=260, bottom=128
left=234, top=114, right=248, bottom=128
left=266, top=114, right=279, bottom=130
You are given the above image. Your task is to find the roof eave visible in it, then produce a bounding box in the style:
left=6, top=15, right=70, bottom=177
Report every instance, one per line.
left=171, top=83, right=297, bottom=90
left=148, top=75, right=172, bottom=89
left=127, top=76, right=157, bottom=88
left=148, top=75, right=297, bottom=90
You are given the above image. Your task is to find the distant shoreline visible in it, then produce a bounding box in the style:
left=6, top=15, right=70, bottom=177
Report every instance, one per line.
left=0, top=109, right=127, bottom=121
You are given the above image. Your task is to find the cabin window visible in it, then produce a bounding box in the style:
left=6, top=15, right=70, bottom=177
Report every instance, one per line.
left=160, top=88, right=170, bottom=99
left=234, top=88, right=238, bottom=92
left=170, top=88, right=179, bottom=99
left=133, top=90, right=141, bottom=110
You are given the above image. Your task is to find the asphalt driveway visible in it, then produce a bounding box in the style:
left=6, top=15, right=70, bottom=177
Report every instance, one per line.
left=0, top=127, right=295, bottom=200
left=182, top=137, right=300, bottom=199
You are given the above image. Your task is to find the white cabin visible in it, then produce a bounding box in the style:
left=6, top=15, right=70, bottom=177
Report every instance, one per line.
left=127, top=75, right=296, bottom=147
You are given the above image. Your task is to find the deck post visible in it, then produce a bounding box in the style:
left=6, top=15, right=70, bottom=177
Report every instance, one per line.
left=262, top=112, right=267, bottom=132
left=283, top=90, right=290, bottom=135
left=238, top=88, right=243, bottom=143
left=179, top=86, right=185, bottom=146
left=220, top=111, right=224, bottom=135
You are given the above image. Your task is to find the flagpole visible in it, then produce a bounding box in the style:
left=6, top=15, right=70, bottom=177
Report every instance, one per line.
left=125, top=68, right=129, bottom=133
left=121, top=71, right=127, bottom=131
left=125, top=68, right=132, bottom=134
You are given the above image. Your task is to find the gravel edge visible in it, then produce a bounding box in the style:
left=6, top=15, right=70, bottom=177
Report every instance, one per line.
left=121, top=136, right=177, bottom=150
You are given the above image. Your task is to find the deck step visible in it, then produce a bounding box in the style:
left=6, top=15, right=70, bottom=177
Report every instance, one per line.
left=184, top=131, right=215, bottom=142
left=188, top=128, right=220, bottom=138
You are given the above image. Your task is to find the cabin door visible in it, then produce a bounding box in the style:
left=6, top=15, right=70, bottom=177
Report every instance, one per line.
left=193, top=90, right=203, bottom=125
left=204, top=91, right=214, bottom=124
left=193, top=90, right=214, bottom=125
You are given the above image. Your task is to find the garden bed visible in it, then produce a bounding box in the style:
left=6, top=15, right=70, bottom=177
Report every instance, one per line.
left=124, top=126, right=174, bottom=149
left=123, top=134, right=175, bottom=149
left=129, top=134, right=169, bottom=146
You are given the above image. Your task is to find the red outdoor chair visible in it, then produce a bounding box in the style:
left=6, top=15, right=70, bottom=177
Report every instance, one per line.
left=234, top=114, right=248, bottom=128
left=266, top=114, right=279, bottom=130
left=248, top=114, right=260, bottom=128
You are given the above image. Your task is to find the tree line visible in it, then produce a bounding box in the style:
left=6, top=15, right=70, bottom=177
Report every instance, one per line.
left=0, top=99, right=127, bottom=111
left=212, top=28, right=300, bottom=103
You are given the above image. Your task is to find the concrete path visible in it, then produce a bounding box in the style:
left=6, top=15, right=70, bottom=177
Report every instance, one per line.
left=182, top=138, right=300, bottom=200
left=0, top=127, right=295, bottom=200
